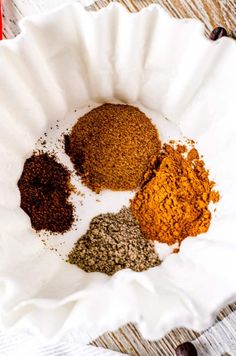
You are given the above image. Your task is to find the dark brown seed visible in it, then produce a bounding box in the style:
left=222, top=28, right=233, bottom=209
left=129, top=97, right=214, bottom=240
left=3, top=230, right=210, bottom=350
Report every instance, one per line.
left=175, top=342, right=198, bottom=356
left=210, top=27, right=227, bottom=41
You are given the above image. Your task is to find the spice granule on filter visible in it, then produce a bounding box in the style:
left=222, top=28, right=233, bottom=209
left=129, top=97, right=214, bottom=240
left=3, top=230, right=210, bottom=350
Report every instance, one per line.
left=18, top=153, right=74, bottom=233
left=68, top=207, right=160, bottom=275
left=65, top=103, right=161, bottom=192
left=131, top=143, right=220, bottom=245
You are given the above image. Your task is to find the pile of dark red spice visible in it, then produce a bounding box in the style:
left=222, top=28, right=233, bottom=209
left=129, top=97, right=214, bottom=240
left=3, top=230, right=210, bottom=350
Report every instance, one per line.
left=18, top=153, right=74, bottom=233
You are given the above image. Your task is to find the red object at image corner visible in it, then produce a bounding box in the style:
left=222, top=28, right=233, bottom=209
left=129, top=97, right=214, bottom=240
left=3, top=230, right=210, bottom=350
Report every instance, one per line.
left=0, top=0, right=2, bottom=40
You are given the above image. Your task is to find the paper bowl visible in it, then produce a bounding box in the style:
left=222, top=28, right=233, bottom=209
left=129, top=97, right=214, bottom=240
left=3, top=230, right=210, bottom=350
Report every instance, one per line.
left=0, top=3, right=236, bottom=341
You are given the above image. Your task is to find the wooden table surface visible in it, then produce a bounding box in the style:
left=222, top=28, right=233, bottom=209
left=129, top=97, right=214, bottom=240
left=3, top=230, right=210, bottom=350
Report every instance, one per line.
left=3, top=1, right=236, bottom=355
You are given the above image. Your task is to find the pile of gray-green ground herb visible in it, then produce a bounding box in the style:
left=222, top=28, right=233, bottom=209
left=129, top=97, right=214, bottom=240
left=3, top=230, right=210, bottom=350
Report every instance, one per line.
left=68, top=207, right=160, bottom=275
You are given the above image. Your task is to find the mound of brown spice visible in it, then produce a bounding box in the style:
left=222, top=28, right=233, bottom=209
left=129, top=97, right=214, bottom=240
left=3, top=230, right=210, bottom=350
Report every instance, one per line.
left=68, top=207, right=160, bottom=275
left=131, top=144, right=220, bottom=245
left=18, top=153, right=74, bottom=233
left=65, top=104, right=161, bottom=192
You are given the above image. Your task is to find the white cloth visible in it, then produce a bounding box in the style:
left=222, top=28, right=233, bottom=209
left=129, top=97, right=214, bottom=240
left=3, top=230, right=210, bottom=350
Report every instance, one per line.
left=0, top=330, right=126, bottom=356
left=193, top=310, right=236, bottom=356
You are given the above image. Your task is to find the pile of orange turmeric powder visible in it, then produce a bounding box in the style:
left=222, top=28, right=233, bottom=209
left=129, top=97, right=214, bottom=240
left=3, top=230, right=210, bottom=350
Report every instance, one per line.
left=131, top=143, right=220, bottom=245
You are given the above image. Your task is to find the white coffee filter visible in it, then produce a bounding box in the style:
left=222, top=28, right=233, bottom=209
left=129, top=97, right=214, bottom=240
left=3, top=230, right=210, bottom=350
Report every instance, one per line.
left=0, top=3, right=236, bottom=341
